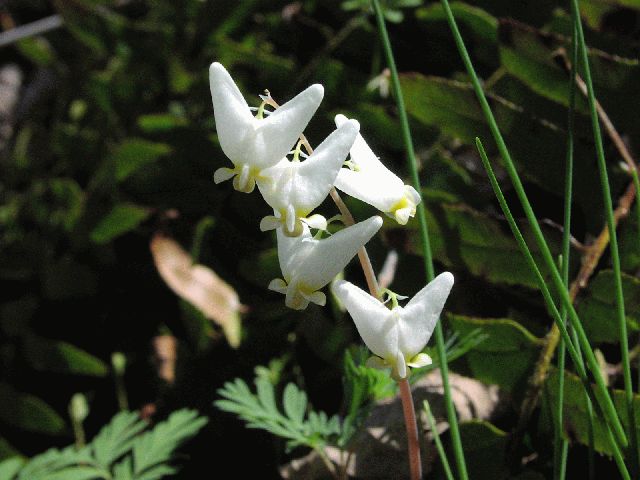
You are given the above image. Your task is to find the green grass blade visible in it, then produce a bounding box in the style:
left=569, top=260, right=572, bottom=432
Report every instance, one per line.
left=423, top=401, right=455, bottom=480
left=570, top=0, right=637, bottom=470
left=370, top=1, right=468, bottom=478
left=439, top=0, right=627, bottom=450
left=475, top=139, right=630, bottom=479
left=555, top=10, right=578, bottom=479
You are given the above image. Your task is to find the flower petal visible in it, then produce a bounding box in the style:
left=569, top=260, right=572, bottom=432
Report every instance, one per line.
left=399, top=272, right=454, bottom=358
left=303, top=214, right=327, bottom=231
left=268, top=278, right=288, bottom=294
left=209, top=63, right=254, bottom=163
left=292, top=120, right=359, bottom=211
left=259, top=215, right=281, bottom=232
left=276, top=224, right=313, bottom=281
left=256, top=84, right=324, bottom=168
left=332, top=280, right=396, bottom=361
left=294, top=216, right=382, bottom=291
left=407, top=352, right=432, bottom=368
left=395, top=350, right=407, bottom=379
left=335, top=168, right=405, bottom=213
left=214, top=167, right=236, bottom=184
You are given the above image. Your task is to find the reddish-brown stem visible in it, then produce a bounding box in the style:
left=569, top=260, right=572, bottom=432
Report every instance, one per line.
left=399, top=378, right=422, bottom=480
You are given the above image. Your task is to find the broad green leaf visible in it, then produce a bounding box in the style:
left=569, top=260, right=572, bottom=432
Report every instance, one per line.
left=90, top=204, right=150, bottom=244
left=400, top=73, right=625, bottom=232
left=546, top=367, right=640, bottom=455
left=0, top=383, right=66, bottom=435
left=400, top=74, right=491, bottom=145
left=448, top=314, right=543, bottom=391
left=24, top=336, right=108, bottom=377
left=498, top=19, right=589, bottom=113
left=575, top=270, right=640, bottom=343
left=456, top=421, right=509, bottom=479
left=498, top=19, right=640, bottom=142
left=406, top=202, right=573, bottom=289
left=112, top=139, right=172, bottom=182
left=416, top=2, right=498, bottom=43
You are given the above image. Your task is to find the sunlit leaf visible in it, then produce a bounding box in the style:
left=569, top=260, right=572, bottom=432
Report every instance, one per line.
left=150, top=233, right=244, bottom=348
left=90, top=204, right=150, bottom=244
left=0, top=383, right=66, bottom=435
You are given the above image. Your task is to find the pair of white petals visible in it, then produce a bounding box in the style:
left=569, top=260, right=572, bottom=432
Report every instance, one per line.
left=210, top=62, right=324, bottom=194
left=269, top=216, right=383, bottom=310
left=210, top=62, right=361, bottom=236
left=333, top=272, right=454, bottom=379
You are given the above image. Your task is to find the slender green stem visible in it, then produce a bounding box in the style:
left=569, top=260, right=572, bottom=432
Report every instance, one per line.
left=440, top=0, right=627, bottom=449
left=570, top=0, right=637, bottom=470
left=555, top=12, right=578, bottom=478
left=476, top=139, right=630, bottom=479
left=370, top=1, right=469, bottom=478
left=423, top=401, right=455, bottom=480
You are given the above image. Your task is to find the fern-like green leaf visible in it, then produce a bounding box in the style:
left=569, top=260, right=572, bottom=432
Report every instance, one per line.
left=17, top=446, right=93, bottom=479
left=216, top=374, right=343, bottom=451
left=92, top=410, right=148, bottom=467
left=283, top=383, right=307, bottom=427
left=10, top=408, right=207, bottom=480
left=0, top=457, right=24, bottom=480
left=131, top=409, right=208, bottom=480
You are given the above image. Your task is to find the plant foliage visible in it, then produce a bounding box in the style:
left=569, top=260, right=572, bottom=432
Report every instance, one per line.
left=0, top=409, right=207, bottom=480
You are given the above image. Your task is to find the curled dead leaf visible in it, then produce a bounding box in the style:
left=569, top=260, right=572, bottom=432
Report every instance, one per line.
left=150, top=233, right=245, bottom=348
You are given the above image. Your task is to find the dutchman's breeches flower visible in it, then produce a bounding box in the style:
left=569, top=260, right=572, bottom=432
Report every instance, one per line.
left=257, top=119, right=360, bottom=237
left=209, top=62, right=324, bottom=193
left=333, top=272, right=454, bottom=379
left=269, top=216, right=383, bottom=310
left=333, top=114, right=421, bottom=225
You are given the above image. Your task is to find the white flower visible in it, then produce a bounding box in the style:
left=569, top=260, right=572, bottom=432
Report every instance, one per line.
left=209, top=62, right=324, bottom=193
left=269, top=216, right=383, bottom=310
left=332, top=272, right=454, bottom=379
left=333, top=114, right=421, bottom=224
left=257, top=119, right=360, bottom=236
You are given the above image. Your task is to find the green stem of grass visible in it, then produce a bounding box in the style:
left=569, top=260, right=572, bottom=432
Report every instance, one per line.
left=371, top=1, right=469, bottom=478
left=439, top=0, right=627, bottom=450
left=570, top=0, right=637, bottom=470
left=475, top=139, right=630, bottom=479
left=555, top=11, right=578, bottom=478
left=424, top=401, right=455, bottom=480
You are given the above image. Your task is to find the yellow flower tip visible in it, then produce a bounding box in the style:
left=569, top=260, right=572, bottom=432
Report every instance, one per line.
left=407, top=352, right=432, bottom=369
left=389, top=186, right=420, bottom=224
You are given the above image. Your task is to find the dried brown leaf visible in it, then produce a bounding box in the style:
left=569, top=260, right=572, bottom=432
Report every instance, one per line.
left=150, top=233, right=244, bottom=348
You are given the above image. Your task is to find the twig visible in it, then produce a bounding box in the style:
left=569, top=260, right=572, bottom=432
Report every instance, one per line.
left=0, top=14, right=63, bottom=48
left=557, top=48, right=638, bottom=174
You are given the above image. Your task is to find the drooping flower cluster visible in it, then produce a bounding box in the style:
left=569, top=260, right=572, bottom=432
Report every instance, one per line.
left=209, top=62, right=453, bottom=378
